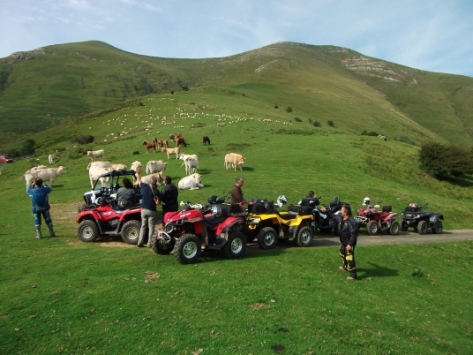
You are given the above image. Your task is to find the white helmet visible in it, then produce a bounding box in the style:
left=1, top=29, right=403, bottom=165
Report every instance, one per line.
left=363, top=197, right=370, bottom=206
left=277, top=195, right=288, bottom=206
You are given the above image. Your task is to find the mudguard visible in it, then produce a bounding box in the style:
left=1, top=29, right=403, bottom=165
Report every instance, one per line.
left=429, top=213, right=444, bottom=227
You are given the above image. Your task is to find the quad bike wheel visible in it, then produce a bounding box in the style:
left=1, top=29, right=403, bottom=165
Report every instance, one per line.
left=77, top=220, right=99, bottom=242
left=223, top=231, right=247, bottom=259
left=151, top=233, right=175, bottom=255
left=417, top=220, right=429, bottom=235
left=431, top=220, right=443, bottom=234
left=257, top=227, right=278, bottom=250
left=399, top=218, right=408, bottom=232
left=367, top=220, right=379, bottom=235
left=175, top=234, right=202, bottom=264
left=120, top=220, right=141, bottom=244
left=295, top=226, right=313, bottom=247
left=389, top=221, right=400, bottom=235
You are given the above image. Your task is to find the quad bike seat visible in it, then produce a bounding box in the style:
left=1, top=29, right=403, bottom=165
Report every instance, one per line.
left=404, top=206, right=420, bottom=212
left=278, top=212, right=299, bottom=220
left=330, top=196, right=341, bottom=211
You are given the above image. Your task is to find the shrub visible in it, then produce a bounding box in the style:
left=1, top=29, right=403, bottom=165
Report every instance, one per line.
left=294, top=117, right=302, bottom=122
left=327, top=120, right=334, bottom=127
left=286, top=107, right=292, bottom=113
left=68, top=146, right=86, bottom=160
left=313, top=121, right=321, bottom=127
left=21, top=139, right=36, bottom=155
left=72, top=135, right=95, bottom=145
left=419, top=142, right=473, bottom=179
left=274, top=105, right=278, bottom=109
left=170, top=90, right=174, bottom=95
left=361, top=130, right=379, bottom=137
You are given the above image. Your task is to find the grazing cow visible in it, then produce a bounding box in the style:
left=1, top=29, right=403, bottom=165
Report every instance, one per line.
left=110, top=163, right=127, bottom=171
left=142, top=139, right=157, bottom=152
left=130, top=161, right=143, bottom=185
left=88, top=165, right=113, bottom=189
left=48, top=154, right=59, bottom=164
left=183, top=157, right=199, bottom=175
left=145, top=160, right=168, bottom=174
left=175, top=137, right=187, bottom=147
left=178, top=173, right=204, bottom=190
left=202, top=136, right=210, bottom=145
left=162, top=146, right=180, bottom=159
left=156, top=139, right=168, bottom=149
left=139, top=172, right=165, bottom=185
left=86, top=149, right=105, bottom=161
left=378, top=135, right=387, bottom=141
left=25, top=166, right=66, bottom=189
left=224, top=153, right=245, bottom=171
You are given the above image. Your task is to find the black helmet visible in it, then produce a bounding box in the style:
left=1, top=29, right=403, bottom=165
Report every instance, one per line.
left=208, top=195, right=218, bottom=204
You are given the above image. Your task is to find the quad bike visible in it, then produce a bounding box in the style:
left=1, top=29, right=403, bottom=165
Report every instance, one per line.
left=399, top=203, right=444, bottom=234
left=76, top=169, right=142, bottom=244
left=354, top=197, right=400, bottom=235
left=244, top=195, right=314, bottom=249
left=151, top=195, right=247, bottom=264
left=310, top=196, right=345, bottom=234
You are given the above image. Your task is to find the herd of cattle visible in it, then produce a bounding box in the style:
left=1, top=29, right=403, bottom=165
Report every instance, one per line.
left=22, top=134, right=247, bottom=193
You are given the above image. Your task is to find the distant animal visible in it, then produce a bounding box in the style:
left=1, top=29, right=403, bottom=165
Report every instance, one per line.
left=48, top=154, right=59, bottom=164
left=145, top=160, right=168, bottom=174
left=224, top=153, right=245, bottom=171
left=175, top=137, right=187, bottom=147
left=169, top=134, right=176, bottom=142
left=162, top=146, right=180, bottom=159
left=142, top=139, right=157, bottom=152
left=88, top=165, right=113, bottom=189
left=25, top=166, right=66, bottom=189
left=179, top=153, right=198, bottom=165
left=203, top=136, right=210, bottom=145
left=156, top=139, right=168, bottom=149
left=86, top=149, right=105, bottom=161
left=183, top=156, right=199, bottom=175
left=378, top=135, right=387, bottom=141
left=178, top=173, right=204, bottom=190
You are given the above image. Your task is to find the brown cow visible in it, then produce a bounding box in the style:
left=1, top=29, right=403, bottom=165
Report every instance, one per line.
left=175, top=137, right=187, bottom=147
left=203, top=136, right=210, bottom=145
left=142, top=139, right=157, bottom=152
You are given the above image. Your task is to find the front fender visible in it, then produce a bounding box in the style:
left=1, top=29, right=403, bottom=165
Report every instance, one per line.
left=429, top=213, right=444, bottom=227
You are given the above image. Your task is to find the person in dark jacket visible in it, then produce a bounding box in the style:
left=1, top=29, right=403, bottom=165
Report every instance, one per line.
left=137, top=176, right=159, bottom=248
left=337, top=204, right=358, bottom=280
left=27, top=177, right=56, bottom=239
left=159, top=176, right=178, bottom=217
left=116, top=178, right=135, bottom=209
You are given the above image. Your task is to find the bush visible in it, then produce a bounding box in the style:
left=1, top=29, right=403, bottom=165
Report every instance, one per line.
left=274, top=105, right=278, bottom=109
left=294, top=117, right=302, bottom=122
left=361, top=130, right=379, bottom=137
left=72, top=135, right=95, bottom=145
left=21, top=139, right=36, bottom=155
left=327, top=120, right=334, bottom=127
left=68, top=147, right=86, bottom=160
left=286, top=107, right=292, bottom=113
left=419, top=142, right=473, bottom=179
left=313, top=121, right=321, bottom=127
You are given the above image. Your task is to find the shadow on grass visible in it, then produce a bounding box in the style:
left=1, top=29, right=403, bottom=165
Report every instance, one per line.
left=198, top=168, right=212, bottom=175
left=358, top=262, right=399, bottom=279
left=197, top=245, right=285, bottom=263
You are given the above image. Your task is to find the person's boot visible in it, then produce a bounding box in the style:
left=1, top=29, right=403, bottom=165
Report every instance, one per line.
left=137, top=233, right=144, bottom=247
left=35, top=225, right=42, bottom=239
left=47, top=223, right=56, bottom=237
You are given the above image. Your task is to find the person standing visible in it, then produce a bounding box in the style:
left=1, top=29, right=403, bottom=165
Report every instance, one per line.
left=137, top=176, right=159, bottom=247
left=337, top=204, right=358, bottom=280
left=159, top=176, right=178, bottom=218
left=27, top=177, right=56, bottom=239
left=230, top=176, right=249, bottom=206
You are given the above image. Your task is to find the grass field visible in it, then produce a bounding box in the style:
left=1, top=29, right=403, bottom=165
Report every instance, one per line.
left=1, top=87, right=473, bottom=353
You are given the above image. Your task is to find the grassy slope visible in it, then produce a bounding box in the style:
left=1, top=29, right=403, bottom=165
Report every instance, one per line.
left=1, top=41, right=472, bottom=147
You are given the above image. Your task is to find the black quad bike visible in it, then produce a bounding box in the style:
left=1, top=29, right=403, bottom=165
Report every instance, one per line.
left=76, top=169, right=142, bottom=244
left=399, top=203, right=444, bottom=234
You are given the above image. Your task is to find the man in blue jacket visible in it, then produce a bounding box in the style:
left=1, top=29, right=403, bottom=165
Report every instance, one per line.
left=27, top=178, right=56, bottom=239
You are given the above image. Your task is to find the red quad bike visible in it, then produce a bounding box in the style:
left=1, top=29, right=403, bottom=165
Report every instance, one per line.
left=151, top=195, right=247, bottom=264
left=76, top=169, right=142, bottom=244
left=354, top=197, right=400, bottom=235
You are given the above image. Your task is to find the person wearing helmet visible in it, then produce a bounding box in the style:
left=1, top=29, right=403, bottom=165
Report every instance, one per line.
left=27, top=177, right=56, bottom=239
left=337, top=204, right=358, bottom=280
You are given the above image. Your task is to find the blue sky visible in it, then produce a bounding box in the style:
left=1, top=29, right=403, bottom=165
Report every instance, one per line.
left=1, top=0, right=472, bottom=77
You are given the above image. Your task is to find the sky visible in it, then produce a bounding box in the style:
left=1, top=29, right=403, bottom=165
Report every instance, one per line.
left=1, top=0, right=473, bottom=77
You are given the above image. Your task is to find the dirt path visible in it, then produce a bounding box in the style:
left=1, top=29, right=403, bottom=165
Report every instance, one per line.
left=312, top=229, right=473, bottom=247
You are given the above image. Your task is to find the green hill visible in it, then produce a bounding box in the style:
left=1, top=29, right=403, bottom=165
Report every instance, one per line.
left=1, top=41, right=472, bottom=149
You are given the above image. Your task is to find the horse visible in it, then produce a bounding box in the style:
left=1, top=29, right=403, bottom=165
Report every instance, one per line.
left=142, top=138, right=157, bottom=152
left=203, top=136, right=210, bottom=145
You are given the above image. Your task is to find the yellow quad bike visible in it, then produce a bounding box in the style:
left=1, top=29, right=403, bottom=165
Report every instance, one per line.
left=244, top=195, right=314, bottom=249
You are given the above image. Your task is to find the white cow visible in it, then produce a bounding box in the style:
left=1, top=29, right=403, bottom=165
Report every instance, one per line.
left=178, top=173, right=204, bottom=190
left=224, top=153, right=245, bottom=171
left=145, top=160, right=167, bottom=174
left=162, top=147, right=180, bottom=159
left=130, top=161, right=143, bottom=185
left=86, top=161, right=112, bottom=170
left=88, top=165, right=113, bottom=189
left=86, top=149, right=105, bottom=161
left=48, top=154, right=59, bottom=164
left=25, top=166, right=66, bottom=189
left=179, top=153, right=197, bottom=167
left=183, top=157, right=199, bottom=175
left=139, top=172, right=164, bottom=185
left=110, top=163, right=127, bottom=171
